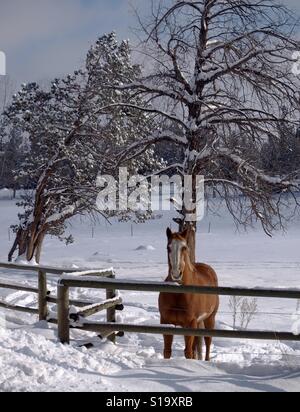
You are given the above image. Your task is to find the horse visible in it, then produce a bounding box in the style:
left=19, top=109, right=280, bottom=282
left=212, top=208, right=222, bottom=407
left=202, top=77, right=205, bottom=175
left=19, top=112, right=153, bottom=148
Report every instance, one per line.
left=159, top=228, right=219, bottom=361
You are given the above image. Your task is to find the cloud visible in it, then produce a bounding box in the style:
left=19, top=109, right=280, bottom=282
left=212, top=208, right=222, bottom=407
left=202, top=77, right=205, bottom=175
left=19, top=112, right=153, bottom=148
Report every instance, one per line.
left=0, top=0, right=299, bottom=88
left=282, top=0, right=300, bottom=11
left=0, top=0, right=134, bottom=85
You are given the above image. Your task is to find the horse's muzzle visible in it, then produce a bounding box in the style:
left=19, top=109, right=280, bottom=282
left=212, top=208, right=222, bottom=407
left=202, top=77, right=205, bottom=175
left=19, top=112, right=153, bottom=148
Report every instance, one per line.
left=170, top=273, right=183, bottom=284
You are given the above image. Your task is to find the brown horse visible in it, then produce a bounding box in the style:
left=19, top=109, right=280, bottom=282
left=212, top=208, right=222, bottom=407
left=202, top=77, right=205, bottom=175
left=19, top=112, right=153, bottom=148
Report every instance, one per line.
left=159, top=228, right=219, bottom=361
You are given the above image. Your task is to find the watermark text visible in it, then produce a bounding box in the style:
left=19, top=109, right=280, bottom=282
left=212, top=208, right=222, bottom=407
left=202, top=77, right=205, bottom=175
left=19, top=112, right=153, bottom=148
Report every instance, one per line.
left=96, top=168, right=205, bottom=222
left=0, top=51, right=6, bottom=76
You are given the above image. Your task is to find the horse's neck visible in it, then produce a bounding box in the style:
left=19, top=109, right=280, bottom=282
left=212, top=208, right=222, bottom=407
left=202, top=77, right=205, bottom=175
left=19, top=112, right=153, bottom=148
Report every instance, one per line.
left=182, top=253, right=195, bottom=285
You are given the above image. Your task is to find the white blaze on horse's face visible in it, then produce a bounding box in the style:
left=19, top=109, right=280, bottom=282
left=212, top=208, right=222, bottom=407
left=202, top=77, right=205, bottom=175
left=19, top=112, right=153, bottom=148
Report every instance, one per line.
left=169, top=239, right=187, bottom=282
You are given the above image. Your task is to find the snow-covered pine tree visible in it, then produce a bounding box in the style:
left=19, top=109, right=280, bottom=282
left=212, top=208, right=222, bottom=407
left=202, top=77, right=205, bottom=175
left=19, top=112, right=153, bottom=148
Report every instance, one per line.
left=6, top=33, right=158, bottom=263
left=110, top=0, right=300, bottom=261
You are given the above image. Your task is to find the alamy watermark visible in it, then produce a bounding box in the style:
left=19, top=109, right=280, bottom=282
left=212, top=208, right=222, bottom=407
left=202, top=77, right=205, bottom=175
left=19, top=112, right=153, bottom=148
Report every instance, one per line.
left=0, top=311, right=6, bottom=336
left=96, top=168, right=205, bottom=222
left=291, top=301, right=300, bottom=336
left=0, top=51, right=6, bottom=76
left=292, top=51, right=300, bottom=76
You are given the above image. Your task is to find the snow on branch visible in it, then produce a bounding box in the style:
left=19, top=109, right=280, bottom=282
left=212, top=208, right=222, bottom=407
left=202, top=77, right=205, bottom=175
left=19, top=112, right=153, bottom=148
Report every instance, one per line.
left=95, top=102, right=189, bottom=130
left=46, top=205, right=76, bottom=224
left=217, top=148, right=300, bottom=189
left=110, top=81, right=192, bottom=104
left=116, top=131, right=187, bottom=166
left=61, top=268, right=115, bottom=279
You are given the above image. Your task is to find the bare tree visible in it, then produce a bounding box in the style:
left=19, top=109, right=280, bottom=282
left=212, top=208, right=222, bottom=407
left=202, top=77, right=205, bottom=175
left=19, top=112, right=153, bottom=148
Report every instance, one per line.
left=110, top=0, right=300, bottom=261
left=229, top=296, right=243, bottom=329
left=229, top=296, right=258, bottom=330
left=239, top=298, right=258, bottom=330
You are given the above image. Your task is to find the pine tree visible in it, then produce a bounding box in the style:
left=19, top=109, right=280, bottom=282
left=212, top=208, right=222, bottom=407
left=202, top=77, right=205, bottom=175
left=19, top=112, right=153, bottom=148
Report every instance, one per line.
left=6, top=33, right=159, bottom=263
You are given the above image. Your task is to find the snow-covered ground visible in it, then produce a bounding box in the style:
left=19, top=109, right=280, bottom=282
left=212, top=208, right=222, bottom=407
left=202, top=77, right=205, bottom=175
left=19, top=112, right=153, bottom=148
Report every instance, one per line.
left=0, top=190, right=300, bottom=392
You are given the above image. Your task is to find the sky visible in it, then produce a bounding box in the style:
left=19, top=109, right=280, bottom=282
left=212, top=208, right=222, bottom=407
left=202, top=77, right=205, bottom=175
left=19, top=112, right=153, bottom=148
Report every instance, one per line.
left=0, top=0, right=139, bottom=88
left=0, top=0, right=300, bottom=90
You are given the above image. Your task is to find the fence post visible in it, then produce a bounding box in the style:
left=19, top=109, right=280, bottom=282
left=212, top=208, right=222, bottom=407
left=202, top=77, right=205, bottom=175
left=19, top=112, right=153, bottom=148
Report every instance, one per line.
left=38, top=270, right=48, bottom=321
left=106, top=271, right=116, bottom=343
left=57, top=283, right=70, bottom=344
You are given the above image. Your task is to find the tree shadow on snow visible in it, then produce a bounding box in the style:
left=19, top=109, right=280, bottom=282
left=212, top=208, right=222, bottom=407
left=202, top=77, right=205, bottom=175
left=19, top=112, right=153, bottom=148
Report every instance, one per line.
left=105, top=363, right=298, bottom=393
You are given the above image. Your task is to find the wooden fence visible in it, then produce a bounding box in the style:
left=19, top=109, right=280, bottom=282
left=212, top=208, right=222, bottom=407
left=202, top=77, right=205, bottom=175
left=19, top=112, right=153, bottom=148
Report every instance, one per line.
left=1, top=262, right=300, bottom=347
left=57, top=276, right=300, bottom=345
left=0, top=262, right=123, bottom=343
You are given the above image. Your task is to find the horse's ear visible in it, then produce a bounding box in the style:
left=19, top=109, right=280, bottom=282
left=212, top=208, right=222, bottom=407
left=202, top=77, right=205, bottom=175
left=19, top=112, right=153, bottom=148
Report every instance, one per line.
left=166, top=228, right=173, bottom=239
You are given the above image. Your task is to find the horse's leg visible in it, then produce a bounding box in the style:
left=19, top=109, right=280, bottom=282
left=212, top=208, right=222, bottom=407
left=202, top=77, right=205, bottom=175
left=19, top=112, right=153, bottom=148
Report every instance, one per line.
left=196, top=321, right=204, bottom=361
left=161, top=318, right=174, bottom=359
left=204, top=314, right=216, bottom=362
left=197, top=337, right=203, bottom=361
left=192, top=337, right=203, bottom=360
left=192, top=337, right=199, bottom=360
left=184, top=319, right=197, bottom=359
left=163, top=334, right=174, bottom=359
left=184, top=335, right=194, bottom=359
left=192, top=321, right=204, bottom=360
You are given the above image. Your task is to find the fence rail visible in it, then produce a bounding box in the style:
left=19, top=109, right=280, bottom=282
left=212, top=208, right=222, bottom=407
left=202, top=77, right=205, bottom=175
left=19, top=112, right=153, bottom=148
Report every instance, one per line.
left=57, top=276, right=300, bottom=345
left=60, top=277, right=300, bottom=300
left=0, top=280, right=39, bottom=293
left=77, top=322, right=300, bottom=342
left=0, top=300, right=39, bottom=314
left=0, top=278, right=106, bottom=308
left=0, top=262, right=76, bottom=276
left=1, top=262, right=300, bottom=350
left=0, top=262, right=122, bottom=343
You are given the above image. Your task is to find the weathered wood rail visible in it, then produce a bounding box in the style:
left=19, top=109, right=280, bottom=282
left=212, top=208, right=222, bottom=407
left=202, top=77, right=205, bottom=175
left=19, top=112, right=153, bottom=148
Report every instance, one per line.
left=0, top=262, right=122, bottom=342
left=1, top=262, right=300, bottom=348
left=57, top=276, right=300, bottom=345
left=60, top=277, right=300, bottom=300
left=79, top=322, right=300, bottom=342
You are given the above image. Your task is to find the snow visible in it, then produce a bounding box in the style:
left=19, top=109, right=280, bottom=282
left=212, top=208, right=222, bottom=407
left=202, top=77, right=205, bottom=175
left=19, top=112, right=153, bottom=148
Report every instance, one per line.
left=0, top=326, right=299, bottom=392
left=46, top=205, right=76, bottom=224
left=61, top=269, right=115, bottom=278
left=78, top=294, right=122, bottom=313
left=218, top=148, right=299, bottom=187
left=15, top=255, right=38, bottom=266
left=135, top=245, right=155, bottom=251
left=0, top=196, right=300, bottom=392
left=0, top=188, right=14, bottom=200
left=292, top=306, right=300, bottom=336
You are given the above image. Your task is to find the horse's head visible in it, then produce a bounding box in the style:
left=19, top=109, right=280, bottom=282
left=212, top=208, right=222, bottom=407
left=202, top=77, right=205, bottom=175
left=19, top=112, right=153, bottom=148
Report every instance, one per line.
left=166, top=228, right=190, bottom=283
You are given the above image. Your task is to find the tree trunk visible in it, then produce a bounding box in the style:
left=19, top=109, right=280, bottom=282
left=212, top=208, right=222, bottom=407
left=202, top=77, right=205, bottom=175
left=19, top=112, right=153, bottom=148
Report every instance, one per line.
left=179, top=220, right=196, bottom=263
left=187, top=223, right=196, bottom=263
left=178, top=168, right=197, bottom=263
left=8, top=227, right=28, bottom=262
left=35, top=231, right=46, bottom=264
left=8, top=224, right=46, bottom=264
left=8, top=155, right=55, bottom=264
left=178, top=126, right=202, bottom=264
